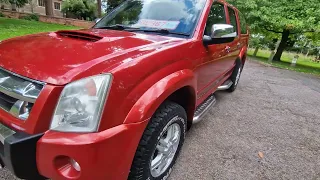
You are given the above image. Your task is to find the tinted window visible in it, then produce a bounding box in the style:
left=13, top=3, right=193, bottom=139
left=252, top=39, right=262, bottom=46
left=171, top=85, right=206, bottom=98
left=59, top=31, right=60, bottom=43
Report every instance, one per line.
left=204, top=3, right=226, bottom=36
left=94, top=0, right=207, bottom=36
left=228, top=7, right=238, bottom=35
left=239, top=12, right=247, bottom=34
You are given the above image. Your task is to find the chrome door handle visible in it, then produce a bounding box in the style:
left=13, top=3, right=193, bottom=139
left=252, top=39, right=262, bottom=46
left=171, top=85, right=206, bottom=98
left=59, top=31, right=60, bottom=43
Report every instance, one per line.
left=225, top=46, right=231, bottom=53
left=237, top=42, right=241, bottom=49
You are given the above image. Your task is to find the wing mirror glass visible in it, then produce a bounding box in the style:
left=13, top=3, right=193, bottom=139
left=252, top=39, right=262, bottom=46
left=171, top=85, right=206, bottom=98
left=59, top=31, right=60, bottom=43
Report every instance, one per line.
left=203, top=24, right=237, bottom=46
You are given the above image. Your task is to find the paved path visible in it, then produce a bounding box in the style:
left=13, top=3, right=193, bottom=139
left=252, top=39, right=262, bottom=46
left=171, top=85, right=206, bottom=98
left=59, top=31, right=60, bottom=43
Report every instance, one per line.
left=1, top=59, right=320, bottom=180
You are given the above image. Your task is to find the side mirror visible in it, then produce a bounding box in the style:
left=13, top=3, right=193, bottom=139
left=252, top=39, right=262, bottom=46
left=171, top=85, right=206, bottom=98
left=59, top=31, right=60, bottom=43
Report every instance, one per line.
left=203, top=24, right=237, bottom=46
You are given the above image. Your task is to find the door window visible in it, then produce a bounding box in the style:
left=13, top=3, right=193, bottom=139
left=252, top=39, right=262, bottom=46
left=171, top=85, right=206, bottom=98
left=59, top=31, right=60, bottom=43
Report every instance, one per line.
left=204, top=3, right=226, bottom=36
left=228, top=7, right=238, bottom=36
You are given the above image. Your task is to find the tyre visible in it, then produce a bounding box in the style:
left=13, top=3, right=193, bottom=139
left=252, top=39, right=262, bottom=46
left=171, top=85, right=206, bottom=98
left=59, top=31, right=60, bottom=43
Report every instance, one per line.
left=227, top=60, right=243, bottom=92
left=128, top=102, right=187, bottom=180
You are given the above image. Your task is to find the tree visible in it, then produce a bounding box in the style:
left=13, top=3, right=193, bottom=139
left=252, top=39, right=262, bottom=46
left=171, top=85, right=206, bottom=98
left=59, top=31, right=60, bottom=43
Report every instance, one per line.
left=45, top=0, right=54, bottom=17
left=106, top=0, right=122, bottom=12
left=62, top=0, right=97, bottom=20
left=228, top=0, right=320, bottom=61
left=249, top=30, right=282, bottom=54
left=97, top=0, right=101, bottom=17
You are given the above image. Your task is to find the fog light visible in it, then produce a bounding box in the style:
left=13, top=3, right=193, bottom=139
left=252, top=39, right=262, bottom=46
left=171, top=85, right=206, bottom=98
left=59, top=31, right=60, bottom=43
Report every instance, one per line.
left=54, top=156, right=81, bottom=178
left=70, top=159, right=81, bottom=172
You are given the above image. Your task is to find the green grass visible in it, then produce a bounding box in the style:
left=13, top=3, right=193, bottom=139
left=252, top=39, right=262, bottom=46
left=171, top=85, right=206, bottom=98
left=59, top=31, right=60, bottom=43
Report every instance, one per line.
left=248, top=49, right=320, bottom=76
left=0, top=17, right=78, bottom=40
left=248, top=48, right=320, bottom=69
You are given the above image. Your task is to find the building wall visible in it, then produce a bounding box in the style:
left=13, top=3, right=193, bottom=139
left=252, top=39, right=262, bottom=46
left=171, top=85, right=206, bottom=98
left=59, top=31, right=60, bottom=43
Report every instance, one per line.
left=1, top=10, right=95, bottom=28
left=1, top=0, right=63, bottom=17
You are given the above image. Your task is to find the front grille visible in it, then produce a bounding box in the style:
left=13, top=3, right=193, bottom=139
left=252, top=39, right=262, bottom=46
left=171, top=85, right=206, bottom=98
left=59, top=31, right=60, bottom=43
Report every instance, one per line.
left=0, top=68, right=44, bottom=120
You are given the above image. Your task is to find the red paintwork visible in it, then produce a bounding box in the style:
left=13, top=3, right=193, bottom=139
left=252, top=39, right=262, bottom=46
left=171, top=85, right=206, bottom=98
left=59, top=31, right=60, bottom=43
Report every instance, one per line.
left=37, top=120, right=149, bottom=180
left=0, top=0, right=249, bottom=179
left=0, top=30, right=184, bottom=85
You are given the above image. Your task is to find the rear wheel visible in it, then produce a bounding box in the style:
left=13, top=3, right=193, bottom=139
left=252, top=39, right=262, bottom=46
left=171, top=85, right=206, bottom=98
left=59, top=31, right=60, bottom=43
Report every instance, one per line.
left=128, top=102, right=187, bottom=180
left=227, top=60, right=243, bottom=92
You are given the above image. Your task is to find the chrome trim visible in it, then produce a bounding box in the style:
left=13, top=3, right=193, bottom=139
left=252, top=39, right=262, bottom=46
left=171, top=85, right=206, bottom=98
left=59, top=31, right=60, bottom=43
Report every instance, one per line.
left=0, top=66, right=45, bottom=85
left=0, top=67, right=44, bottom=120
left=217, top=80, right=233, bottom=91
left=193, top=94, right=216, bottom=124
left=211, top=24, right=237, bottom=39
left=9, top=100, right=29, bottom=120
left=0, top=122, right=16, bottom=144
left=9, top=100, right=25, bottom=117
left=0, top=70, right=42, bottom=103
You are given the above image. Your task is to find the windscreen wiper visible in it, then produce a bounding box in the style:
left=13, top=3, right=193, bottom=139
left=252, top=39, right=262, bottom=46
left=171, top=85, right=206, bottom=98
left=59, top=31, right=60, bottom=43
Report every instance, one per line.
left=96, top=25, right=190, bottom=37
left=127, top=28, right=190, bottom=37
left=95, top=24, right=140, bottom=30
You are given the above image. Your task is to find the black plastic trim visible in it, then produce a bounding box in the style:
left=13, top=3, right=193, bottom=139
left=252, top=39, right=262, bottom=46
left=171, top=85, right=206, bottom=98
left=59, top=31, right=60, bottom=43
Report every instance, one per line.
left=0, top=131, right=46, bottom=180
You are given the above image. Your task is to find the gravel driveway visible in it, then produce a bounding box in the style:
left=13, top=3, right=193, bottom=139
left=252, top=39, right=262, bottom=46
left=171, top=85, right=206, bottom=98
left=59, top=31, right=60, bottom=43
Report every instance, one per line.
left=1, top=59, right=320, bottom=180
left=170, top=59, right=320, bottom=180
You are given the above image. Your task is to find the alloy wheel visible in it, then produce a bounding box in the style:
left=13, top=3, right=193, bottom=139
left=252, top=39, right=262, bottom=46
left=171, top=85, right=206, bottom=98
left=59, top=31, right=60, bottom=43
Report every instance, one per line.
left=150, top=123, right=181, bottom=177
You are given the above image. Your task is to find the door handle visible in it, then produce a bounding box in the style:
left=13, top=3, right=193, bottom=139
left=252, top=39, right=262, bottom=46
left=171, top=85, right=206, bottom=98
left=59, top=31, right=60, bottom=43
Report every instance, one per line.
left=225, top=46, right=231, bottom=53
left=237, top=42, right=241, bottom=49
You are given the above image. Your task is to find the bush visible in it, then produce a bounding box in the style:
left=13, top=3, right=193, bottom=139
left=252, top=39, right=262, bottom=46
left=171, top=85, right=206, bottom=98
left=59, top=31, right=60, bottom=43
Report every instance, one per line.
left=20, top=14, right=39, bottom=21
left=0, top=12, right=5, bottom=17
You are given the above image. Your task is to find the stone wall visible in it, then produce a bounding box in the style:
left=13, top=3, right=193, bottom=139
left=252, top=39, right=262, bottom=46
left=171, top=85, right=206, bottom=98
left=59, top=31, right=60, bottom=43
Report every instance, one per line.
left=0, top=10, right=95, bottom=28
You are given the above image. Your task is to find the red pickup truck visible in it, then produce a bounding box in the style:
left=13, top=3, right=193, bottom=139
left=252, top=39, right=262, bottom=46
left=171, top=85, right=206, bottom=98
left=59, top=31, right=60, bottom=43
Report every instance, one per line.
left=0, top=0, right=248, bottom=179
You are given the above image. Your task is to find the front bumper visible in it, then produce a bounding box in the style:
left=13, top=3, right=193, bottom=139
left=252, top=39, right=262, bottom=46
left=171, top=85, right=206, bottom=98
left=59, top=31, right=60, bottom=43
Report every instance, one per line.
left=37, top=120, right=148, bottom=180
left=1, top=119, right=148, bottom=180
left=0, top=130, right=45, bottom=179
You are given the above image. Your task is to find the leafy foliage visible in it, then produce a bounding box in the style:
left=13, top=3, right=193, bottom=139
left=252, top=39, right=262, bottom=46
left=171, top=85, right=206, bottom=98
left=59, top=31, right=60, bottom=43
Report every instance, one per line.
left=62, top=0, right=98, bottom=20
left=106, top=0, right=123, bottom=12
left=228, top=0, right=320, bottom=60
left=0, top=12, right=4, bottom=17
left=20, top=13, right=39, bottom=21
left=249, top=34, right=274, bottom=49
left=228, top=0, right=320, bottom=33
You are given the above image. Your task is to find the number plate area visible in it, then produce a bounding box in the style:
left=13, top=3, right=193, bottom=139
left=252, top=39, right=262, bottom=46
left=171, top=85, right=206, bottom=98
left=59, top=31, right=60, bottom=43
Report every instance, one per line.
left=0, top=122, right=15, bottom=144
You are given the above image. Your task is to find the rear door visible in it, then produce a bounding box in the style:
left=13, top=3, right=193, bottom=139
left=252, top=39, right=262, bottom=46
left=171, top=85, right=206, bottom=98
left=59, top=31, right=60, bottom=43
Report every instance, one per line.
left=237, top=11, right=249, bottom=52
left=226, top=6, right=241, bottom=67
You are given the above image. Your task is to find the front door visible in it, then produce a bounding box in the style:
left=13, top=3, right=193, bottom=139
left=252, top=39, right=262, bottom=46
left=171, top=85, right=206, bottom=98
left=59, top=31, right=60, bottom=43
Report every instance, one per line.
left=196, top=3, right=234, bottom=99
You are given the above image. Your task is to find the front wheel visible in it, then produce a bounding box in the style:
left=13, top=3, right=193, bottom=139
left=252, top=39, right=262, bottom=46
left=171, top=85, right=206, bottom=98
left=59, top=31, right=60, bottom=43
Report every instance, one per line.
left=128, top=102, right=187, bottom=180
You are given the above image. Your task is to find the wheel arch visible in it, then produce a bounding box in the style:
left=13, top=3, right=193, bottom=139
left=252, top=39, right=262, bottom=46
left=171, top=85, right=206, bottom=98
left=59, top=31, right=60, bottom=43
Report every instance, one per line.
left=123, top=69, right=197, bottom=128
left=239, top=46, right=248, bottom=66
left=165, top=86, right=196, bottom=129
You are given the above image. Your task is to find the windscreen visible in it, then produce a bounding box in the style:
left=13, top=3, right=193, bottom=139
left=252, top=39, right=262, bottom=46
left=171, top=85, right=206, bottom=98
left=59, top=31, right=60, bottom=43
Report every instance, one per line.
left=94, top=0, right=207, bottom=36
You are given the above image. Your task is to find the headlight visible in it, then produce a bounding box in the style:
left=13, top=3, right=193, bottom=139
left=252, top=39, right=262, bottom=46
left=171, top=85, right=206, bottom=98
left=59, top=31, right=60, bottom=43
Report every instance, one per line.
left=50, top=74, right=112, bottom=132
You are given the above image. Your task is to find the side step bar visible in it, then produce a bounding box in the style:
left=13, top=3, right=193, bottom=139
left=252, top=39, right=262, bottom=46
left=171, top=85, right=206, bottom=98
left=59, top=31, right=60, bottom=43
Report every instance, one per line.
left=217, top=80, right=233, bottom=91
left=193, top=94, right=216, bottom=124
left=192, top=80, right=232, bottom=124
